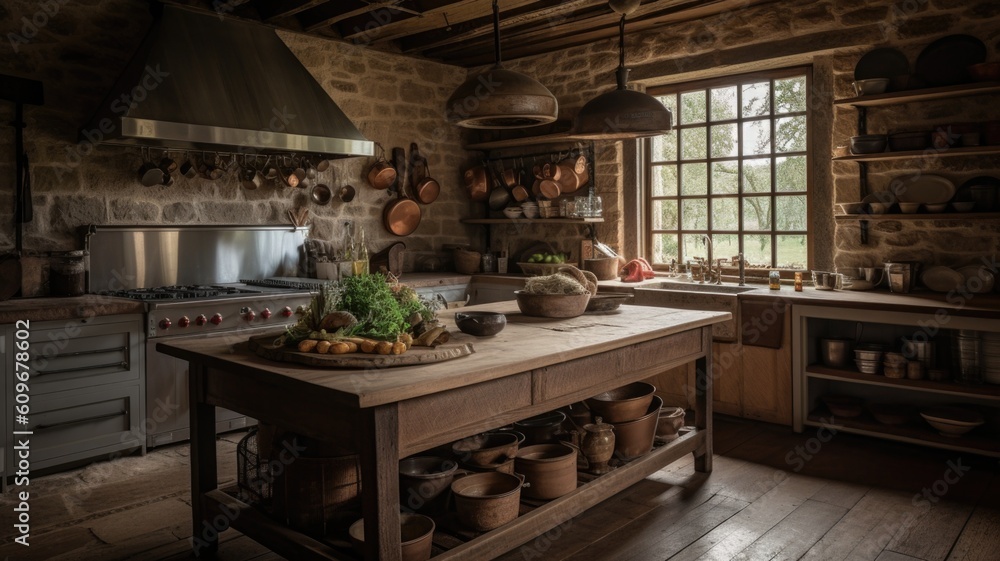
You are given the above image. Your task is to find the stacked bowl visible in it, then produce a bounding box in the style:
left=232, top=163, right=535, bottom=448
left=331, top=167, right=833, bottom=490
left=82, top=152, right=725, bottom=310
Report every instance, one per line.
left=883, top=352, right=908, bottom=378
left=521, top=201, right=539, bottom=219
left=586, top=382, right=661, bottom=461
left=854, top=344, right=885, bottom=375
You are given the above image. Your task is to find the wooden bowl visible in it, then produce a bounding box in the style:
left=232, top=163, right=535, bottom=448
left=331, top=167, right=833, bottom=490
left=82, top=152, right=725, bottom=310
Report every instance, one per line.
left=451, top=472, right=523, bottom=531
left=585, top=293, right=632, bottom=313
left=349, top=513, right=434, bottom=561
left=515, top=443, right=578, bottom=499
left=583, top=257, right=620, bottom=280
left=613, top=395, right=662, bottom=460
left=515, top=290, right=590, bottom=318
left=586, top=381, right=656, bottom=423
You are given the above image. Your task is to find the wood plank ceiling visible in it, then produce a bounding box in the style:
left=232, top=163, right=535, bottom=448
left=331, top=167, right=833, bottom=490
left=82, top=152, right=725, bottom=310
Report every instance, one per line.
left=162, top=0, right=773, bottom=67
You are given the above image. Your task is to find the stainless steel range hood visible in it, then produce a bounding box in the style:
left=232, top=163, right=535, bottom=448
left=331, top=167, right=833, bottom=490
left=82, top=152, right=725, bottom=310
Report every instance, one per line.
left=82, top=4, right=373, bottom=158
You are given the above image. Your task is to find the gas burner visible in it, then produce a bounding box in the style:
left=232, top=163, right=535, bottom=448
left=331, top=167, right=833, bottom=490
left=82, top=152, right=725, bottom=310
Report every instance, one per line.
left=240, top=277, right=327, bottom=290
left=102, top=285, right=262, bottom=301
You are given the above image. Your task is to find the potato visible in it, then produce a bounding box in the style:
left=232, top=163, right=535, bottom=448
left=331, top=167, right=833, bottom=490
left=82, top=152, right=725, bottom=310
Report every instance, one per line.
left=376, top=341, right=393, bottom=355
left=330, top=342, right=351, bottom=354
left=297, top=339, right=319, bottom=353
left=360, top=339, right=377, bottom=353
left=316, top=341, right=332, bottom=354
left=391, top=342, right=406, bottom=355
left=345, top=342, right=359, bottom=353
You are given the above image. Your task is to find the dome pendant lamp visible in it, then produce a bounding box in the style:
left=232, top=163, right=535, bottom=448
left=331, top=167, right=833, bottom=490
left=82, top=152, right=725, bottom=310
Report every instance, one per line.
left=445, top=0, right=558, bottom=129
left=572, top=3, right=672, bottom=139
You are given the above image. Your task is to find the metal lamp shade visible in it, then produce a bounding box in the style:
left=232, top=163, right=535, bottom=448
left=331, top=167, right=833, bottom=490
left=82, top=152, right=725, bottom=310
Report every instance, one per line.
left=572, top=87, right=672, bottom=140
left=446, top=67, right=558, bottom=129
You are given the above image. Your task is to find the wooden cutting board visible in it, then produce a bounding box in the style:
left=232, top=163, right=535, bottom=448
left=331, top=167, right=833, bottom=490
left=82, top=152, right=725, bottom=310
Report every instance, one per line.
left=248, top=333, right=474, bottom=369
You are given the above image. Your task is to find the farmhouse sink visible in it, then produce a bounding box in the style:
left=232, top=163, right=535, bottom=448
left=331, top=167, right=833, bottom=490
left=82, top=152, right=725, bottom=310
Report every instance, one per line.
left=633, top=282, right=750, bottom=341
left=645, top=281, right=759, bottom=294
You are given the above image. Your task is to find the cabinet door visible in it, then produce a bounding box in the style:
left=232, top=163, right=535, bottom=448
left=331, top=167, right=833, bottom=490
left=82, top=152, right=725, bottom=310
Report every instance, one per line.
left=742, top=307, right=792, bottom=425
left=713, top=341, right=743, bottom=416
left=27, top=317, right=142, bottom=394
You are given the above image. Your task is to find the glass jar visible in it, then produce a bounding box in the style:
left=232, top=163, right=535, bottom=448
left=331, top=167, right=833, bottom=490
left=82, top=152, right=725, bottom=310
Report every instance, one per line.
left=481, top=252, right=496, bottom=273
left=794, top=271, right=803, bottom=292
left=51, top=251, right=87, bottom=296
left=769, top=270, right=781, bottom=290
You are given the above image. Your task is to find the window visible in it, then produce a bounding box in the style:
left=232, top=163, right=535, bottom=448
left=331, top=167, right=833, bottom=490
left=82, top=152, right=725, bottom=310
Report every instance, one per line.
left=645, top=68, right=810, bottom=269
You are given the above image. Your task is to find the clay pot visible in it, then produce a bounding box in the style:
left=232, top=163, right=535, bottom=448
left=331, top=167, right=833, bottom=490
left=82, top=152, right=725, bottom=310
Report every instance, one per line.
left=451, top=471, right=523, bottom=531
left=583, top=257, right=620, bottom=281
left=398, top=456, right=458, bottom=513
left=513, top=410, right=567, bottom=445
left=515, top=443, right=578, bottom=500
left=459, top=456, right=515, bottom=475
left=613, top=395, right=662, bottom=460
left=451, top=432, right=519, bottom=467
left=656, top=406, right=686, bottom=440
left=586, top=382, right=656, bottom=423
left=581, top=416, right=615, bottom=475
left=349, top=513, right=434, bottom=561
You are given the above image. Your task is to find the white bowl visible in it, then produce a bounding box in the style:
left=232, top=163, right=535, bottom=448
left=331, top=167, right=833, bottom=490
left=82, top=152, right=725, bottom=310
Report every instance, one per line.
left=502, top=207, right=523, bottom=219
left=920, top=407, right=984, bottom=437
left=522, top=206, right=540, bottom=219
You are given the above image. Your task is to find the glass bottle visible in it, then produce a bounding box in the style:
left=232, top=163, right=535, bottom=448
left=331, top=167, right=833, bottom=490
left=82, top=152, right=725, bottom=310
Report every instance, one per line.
left=769, top=270, right=781, bottom=290
left=353, top=228, right=369, bottom=276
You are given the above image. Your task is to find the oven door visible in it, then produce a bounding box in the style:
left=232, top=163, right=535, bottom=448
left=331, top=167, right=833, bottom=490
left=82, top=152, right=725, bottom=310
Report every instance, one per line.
left=145, top=326, right=278, bottom=448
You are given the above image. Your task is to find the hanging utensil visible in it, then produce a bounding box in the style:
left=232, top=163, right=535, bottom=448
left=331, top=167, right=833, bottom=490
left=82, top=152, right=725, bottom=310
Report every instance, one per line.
left=382, top=147, right=421, bottom=236
left=368, top=142, right=396, bottom=190
left=410, top=142, right=440, bottom=204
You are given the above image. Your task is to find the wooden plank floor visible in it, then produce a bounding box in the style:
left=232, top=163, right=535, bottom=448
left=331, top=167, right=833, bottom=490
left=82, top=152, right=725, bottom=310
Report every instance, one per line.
left=2, top=417, right=999, bottom=561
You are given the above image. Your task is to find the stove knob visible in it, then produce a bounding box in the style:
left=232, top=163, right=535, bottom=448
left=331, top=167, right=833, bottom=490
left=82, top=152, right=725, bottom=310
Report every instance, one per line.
left=244, top=310, right=256, bottom=322
left=261, top=308, right=272, bottom=319
left=281, top=306, right=293, bottom=318
left=195, top=314, right=208, bottom=326
left=159, top=318, right=172, bottom=330
left=178, top=316, right=191, bottom=328
left=210, top=313, right=224, bottom=326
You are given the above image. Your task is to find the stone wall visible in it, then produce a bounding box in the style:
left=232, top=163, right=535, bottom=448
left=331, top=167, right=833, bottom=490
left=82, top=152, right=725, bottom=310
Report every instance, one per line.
left=0, top=0, right=476, bottom=290
left=495, top=0, right=1000, bottom=272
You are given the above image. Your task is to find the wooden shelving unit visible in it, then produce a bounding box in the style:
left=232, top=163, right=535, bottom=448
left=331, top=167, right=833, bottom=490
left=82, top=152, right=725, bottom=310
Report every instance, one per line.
left=804, top=363, right=1000, bottom=399
left=832, top=145, right=1000, bottom=162
left=833, top=82, right=1000, bottom=107
left=834, top=212, right=1000, bottom=221
left=465, top=132, right=593, bottom=151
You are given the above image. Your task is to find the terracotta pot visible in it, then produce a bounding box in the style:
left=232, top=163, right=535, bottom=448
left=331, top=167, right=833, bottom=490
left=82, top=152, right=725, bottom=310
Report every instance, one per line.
left=451, top=432, right=519, bottom=467
left=349, top=513, right=434, bottom=561
left=451, top=472, right=523, bottom=531
left=586, top=381, right=656, bottom=423
left=656, top=406, right=686, bottom=439
left=613, top=396, right=662, bottom=460
left=515, top=443, right=578, bottom=499
left=399, top=456, right=458, bottom=513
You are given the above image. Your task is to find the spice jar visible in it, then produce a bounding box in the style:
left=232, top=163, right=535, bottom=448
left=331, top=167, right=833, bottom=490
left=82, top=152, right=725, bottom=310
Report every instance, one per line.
left=50, top=251, right=87, bottom=296
left=794, top=272, right=803, bottom=292
left=769, top=270, right=781, bottom=290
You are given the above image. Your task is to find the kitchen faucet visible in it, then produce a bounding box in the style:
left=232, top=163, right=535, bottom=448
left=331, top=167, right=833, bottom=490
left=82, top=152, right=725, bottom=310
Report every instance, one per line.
left=701, top=235, right=721, bottom=285
left=737, top=252, right=746, bottom=286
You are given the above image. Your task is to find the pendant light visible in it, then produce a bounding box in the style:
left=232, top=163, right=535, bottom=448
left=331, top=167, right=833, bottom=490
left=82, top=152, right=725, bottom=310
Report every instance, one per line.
left=572, top=3, right=672, bottom=139
left=445, top=0, right=558, bottom=129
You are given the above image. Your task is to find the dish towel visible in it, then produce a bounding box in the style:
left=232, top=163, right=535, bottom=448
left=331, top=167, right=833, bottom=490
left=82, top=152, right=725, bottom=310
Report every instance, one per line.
left=741, top=300, right=785, bottom=349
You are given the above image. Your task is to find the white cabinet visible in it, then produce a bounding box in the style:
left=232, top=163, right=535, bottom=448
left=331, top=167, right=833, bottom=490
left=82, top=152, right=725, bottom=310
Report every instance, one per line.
left=792, top=305, right=1000, bottom=457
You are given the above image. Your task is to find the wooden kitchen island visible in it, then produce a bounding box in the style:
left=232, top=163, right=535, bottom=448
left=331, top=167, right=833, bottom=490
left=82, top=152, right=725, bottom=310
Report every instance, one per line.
left=157, top=301, right=730, bottom=561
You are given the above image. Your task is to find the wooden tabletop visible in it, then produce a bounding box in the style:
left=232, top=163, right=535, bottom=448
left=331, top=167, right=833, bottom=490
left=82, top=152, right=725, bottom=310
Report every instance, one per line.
left=157, top=301, right=730, bottom=408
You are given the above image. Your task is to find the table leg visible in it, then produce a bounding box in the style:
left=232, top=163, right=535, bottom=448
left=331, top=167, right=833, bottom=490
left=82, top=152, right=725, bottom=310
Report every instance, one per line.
left=694, top=328, right=714, bottom=473
left=359, top=404, right=401, bottom=561
left=189, top=363, right=219, bottom=557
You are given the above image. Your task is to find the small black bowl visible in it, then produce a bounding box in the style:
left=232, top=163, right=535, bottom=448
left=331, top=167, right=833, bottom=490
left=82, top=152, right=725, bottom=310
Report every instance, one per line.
left=454, top=311, right=506, bottom=336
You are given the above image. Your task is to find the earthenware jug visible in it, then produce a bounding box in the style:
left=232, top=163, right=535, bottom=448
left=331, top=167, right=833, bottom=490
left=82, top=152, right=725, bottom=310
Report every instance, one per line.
left=581, top=416, right=615, bottom=475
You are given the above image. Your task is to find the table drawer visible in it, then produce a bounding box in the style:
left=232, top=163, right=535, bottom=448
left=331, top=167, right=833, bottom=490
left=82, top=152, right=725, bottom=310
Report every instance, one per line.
left=26, top=317, right=142, bottom=394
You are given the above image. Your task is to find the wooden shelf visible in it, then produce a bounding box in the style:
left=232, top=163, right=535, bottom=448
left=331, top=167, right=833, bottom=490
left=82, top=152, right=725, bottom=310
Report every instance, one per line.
left=834, top=212, right=1000, bottom=221
left=806, top=409, right=1000, bottom=457
left=465, top=133, right=594, bottom=150
left=834, top=82, right=1000, bottom=107
left=832, top=145, right=1000, bottom=162
left=805, top=363, right=1000, bottom=399
left=461, top=217, right=604, bottom=225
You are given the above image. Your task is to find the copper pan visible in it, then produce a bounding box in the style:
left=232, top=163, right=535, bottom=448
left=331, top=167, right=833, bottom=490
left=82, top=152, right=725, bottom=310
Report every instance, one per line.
left=556, top=161, right=581, bottom=194
left=539, top=178, right=561, bottom=199
left=383, top=147, right=421, bottom=236
left=465, top=165, right=489, bottom=201
left=410, top=143, right=440, bottom=204
left=368, top=143, right=396, bottom=190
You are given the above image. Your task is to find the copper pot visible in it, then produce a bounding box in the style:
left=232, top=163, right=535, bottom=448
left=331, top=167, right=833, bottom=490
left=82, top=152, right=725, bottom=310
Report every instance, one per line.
left=383, top=147, right=420, bottom=236
left=464, top=166, right=488, bottom=201
left=410, top=143, right=440, bottom=204
left=502, top=167, right=517, bottom=188
left=556, top=162, right=580, bottom=194
left=538, top=178, right=561, bottom=199
left=368, top=143, right=396, bottom=190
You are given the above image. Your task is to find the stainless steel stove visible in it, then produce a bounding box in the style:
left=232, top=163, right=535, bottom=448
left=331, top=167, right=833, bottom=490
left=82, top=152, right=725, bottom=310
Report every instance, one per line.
left=86, top=226, right=317, bottom=448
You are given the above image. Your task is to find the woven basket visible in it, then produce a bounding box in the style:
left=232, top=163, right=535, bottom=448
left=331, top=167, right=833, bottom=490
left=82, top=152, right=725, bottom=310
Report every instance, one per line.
left=454, top=249, right=481, bottom=274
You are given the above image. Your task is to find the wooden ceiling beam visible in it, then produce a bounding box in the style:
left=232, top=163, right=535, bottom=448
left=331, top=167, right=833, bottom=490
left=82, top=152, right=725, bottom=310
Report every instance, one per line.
left=254, top=0, right=329, bottom=22
left=299, top=1, right=424, bottom=32
left=436, top=0, right=773, bottom=66
left=339, top=0, right=536, bottom=42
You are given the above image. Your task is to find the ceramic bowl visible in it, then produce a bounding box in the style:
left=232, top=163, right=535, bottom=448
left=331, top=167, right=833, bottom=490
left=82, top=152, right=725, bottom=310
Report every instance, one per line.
left=820, top=395, right=863, bottom=417
left=399, top=456, right=458, bottom=512
left=502, top=206, right=523, bottom=219
left=612, top=395, right=662, bottom=460
left=837, top=202, right=867, bottom=215
left=513, top=410, right=567, bottom=445
left=924, top=203, right=948, bottom=213
left=349, top=513, right=434, bottom=561
left=451, top=471, right=523, bottom=531
left=888, top=131, right=930, bottom=152
left=951, top=202, right=975, bottom=212
left=515, top=290, right=590, bottom=318
left=868, top=403, right=913, bottom=426
left=451, top=432, right=519, bottom=467
left=898, top=202, right=921, bottom=214
left=920, top=406, right=984, bottom=437
left=522, top=206, right=540, bottom=219
left=586, top=381, right=656, bottom=423
left=868, top=202, right=893, bottom=214
left=515, top=443, right=578, bottom=500
left=655, top=406, right=686, bottom=439
left=454, top=311, right=506, bottom=336
left=850, top=135, right=888, bottom=154
left=853, top=78, right=890, bottom=96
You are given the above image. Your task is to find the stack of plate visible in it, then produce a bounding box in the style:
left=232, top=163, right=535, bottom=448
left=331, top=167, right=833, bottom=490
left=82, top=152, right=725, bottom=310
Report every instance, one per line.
left=982, top=332, right=1000, bottom=384
left=952, top=331, right=981, bottom=384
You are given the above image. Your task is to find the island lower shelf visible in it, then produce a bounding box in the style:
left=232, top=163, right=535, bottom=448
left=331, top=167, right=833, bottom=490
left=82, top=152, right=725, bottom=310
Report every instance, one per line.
left=208, top=428, right=707, bottom=561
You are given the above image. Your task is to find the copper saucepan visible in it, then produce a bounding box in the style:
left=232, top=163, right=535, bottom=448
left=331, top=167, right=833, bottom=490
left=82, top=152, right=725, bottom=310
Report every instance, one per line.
left=410, top=142, right=440, bottom=204
left=464, top=165, right=489, bottom=201
left=556, top=159, right=581, bottom=194
left=368, top=142, right=397, bottom=190
left=383, top=146, right=421, bottom=236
